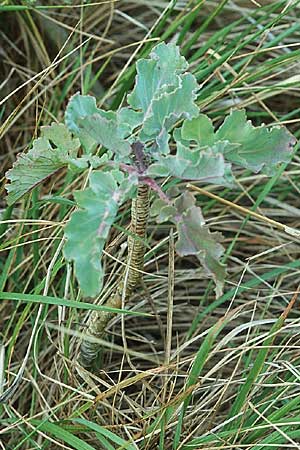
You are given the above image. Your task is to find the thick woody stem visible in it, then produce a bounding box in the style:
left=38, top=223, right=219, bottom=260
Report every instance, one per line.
left=80, top=183, right=150, bottom=367
left=126, top=184, right=149, bottom=290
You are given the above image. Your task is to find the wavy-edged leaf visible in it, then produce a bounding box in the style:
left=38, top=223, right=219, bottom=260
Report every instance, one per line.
left=65, top=93, right=119, bottom=153
left=147, top=114, right=234, bottom=184
left=68, top=153, right=109, bottom=170
left=64, top=43, right=200, bottom=158
left=64, top=170, right=137, bottom=297
left=76, top=114, right=131, bottom=158
left=216, top=109, right=296, bottom=174
left=151, top=192, right=226, bottom=296
left=181, top=113, right=215, bottom=146
left=65, top=93, right=140, bottom=158
left=5, top=123, right=80, bottom=205
left=140, top=72, right=199, bottom=138
left=65, top=93, right=100, bottom=135
left=175, top=194, right=226, bottom=297
left=117, top=107, right=143, bottom=137
left=128, top=42, right=199, bottom=146
left=155, top=127, right=171, bottom=155
left=147, top=141, right=234, bottom=186
left=128, top=43, right=188, bottom=111
left=181, top=109, right=296, bottom=175
left=65, top=93, right=99, bottom=154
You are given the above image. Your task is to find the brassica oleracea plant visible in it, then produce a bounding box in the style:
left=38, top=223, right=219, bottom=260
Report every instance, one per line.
left=6, top=42, right=296, bottom=367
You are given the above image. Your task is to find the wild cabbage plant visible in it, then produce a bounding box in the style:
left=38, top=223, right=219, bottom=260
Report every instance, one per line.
left=5, top=42, right=296, bottom=367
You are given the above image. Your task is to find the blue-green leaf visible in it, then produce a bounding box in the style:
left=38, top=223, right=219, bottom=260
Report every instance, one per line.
left=65, top=93, right=99, bottom=153
left=181, top=114, right=215, bottom=146
left=128, top=43, right=188, bottom=111
left=77, top=114, right=131, bottom=158
left=151, top=192, right=226, bottom=296
left=64, top=43, right=201, bottom=158
left=65, top=93, right=99, bottom=134
left=175, top=194, right=225, bottom=297
left=147, top=141, right=230, bottom=184
left=5, top=123, right=81, bottom=205
left=128, top=42, right=199, bottom=147
left=181, top=109, right=296, bottom=175
left=150, top=109, right=295, bottom=183
left=216, top=109, right=296, bottom=174
left=64, top=170, right=137, bottom=297
left=65, top=94, right=138, bottom=158
left=142, top=73, right=199, bottom=138
left=117, top=107, right=143, bottom=137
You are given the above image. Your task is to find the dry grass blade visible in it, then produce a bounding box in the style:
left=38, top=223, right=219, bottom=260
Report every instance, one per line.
left=187, top=183, right=300, bottom=237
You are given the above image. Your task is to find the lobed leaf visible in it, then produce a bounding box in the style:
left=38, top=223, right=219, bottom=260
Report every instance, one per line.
left=148, top=109, right=295, bottom=184
left=181, top=113, right=215, bottom=146
left=64, top=170, right=137, bottom=297
left=181, top=109, right=296, bottom=175
left=64, top=43, right=200, bottom=161
left=151, top=192, right=226, bottom=296
left=76, top=114, right=131, bottom=158
left=216, top=109, right=296, bottom=174
left=128, top=42, right=199, bottom=147
left=148, top=114, right=229, bottom=182
left=147, top=140, right=233, bottom=186
left=175, top=196, right=226, bottom=297
left=5, top=123, right=81, bottom=205
left=117, top=107, right=143, bottom=137
left=65, top=93, right=141, bottom=139
left=65, top=93, right=141, bottom=158
left=139, top=73, right=199, bottom=138
left=128, top=43, right=188, bottom=112
left=65, top=93, right=99, bottom=153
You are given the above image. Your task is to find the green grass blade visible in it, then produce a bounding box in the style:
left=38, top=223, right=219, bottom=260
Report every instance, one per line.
left=227, top=290, right=298, bottom=427
left=73, top=418, right=136, bottom=450
left=0, top=291, right=148, bottom=316
left=31, top=420, right=97, bottom=450
left=182, top=0, right=230, bottom=56
left=173, top=309, right=239, bottom=448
